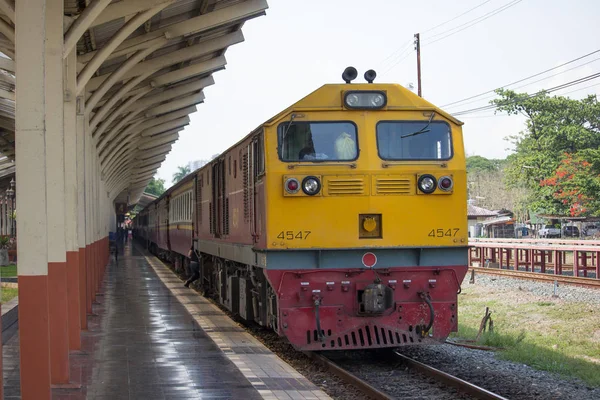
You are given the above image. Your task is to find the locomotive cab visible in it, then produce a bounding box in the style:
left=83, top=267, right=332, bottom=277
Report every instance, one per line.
left=260, top=68, right=468, bottom=350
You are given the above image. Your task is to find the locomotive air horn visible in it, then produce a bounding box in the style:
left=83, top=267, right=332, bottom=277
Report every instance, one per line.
left=364, top=69, right=377, bottom=83
left=342, top=66, right=358, bottom=83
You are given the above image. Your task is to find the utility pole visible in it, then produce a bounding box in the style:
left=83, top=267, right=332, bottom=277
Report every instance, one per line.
left=414, top=33, right=422, bottom=97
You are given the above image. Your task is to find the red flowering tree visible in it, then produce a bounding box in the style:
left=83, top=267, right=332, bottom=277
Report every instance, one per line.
left=540, top=152, right=600, bottom=216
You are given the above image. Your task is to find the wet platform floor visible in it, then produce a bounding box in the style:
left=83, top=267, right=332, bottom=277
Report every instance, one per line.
left=2, top=243, right=265, bottom=399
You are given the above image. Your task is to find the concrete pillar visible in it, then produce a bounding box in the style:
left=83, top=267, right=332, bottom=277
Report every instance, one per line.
left=93, top=152, right=99, bottom=294
left=45, top=0, right=70, bottom=384
left=84, top=114, right=94, bottom=312
left=76, top=96, right=88, bottom=329
left=93, top=148, right=97, bottom=294
left=15, top=0, right=52, bottom=397
left=64, top=49, right=82, bottom=350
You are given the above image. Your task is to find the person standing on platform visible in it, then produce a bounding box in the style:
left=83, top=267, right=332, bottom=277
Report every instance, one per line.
left=184, top=246, right=201, bottom=287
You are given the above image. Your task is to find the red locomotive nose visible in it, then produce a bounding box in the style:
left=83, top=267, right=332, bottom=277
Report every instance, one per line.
left=362, top=252, right=377, bottom=268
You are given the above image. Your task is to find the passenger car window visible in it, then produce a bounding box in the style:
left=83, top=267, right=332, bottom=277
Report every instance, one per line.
left=278, top=121, right=358, bottom=162
left=376, top=121, right=452, bottom=160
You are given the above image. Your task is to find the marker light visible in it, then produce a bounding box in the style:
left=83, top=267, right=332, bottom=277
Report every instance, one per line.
left=362, top=252, right=377, bottom=268
left=344, top=91, right=387, bottom=109
left=418, top=174, right=437, bottom=194
left=302, top=176, right=321, bottom=195
left=285, top=178, right=300, bottom=194
left=438, top=176, right=454, bottom=191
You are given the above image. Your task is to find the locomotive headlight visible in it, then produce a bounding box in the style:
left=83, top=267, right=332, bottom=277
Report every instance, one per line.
left=370, top=94, right=384, bottom=106
left=302, top=176, right=321, bottom=195
left=346, top=94, right=359, bottom=107
left=418, top=174, right=437, bottom=194
left=343, top=91, right=387, bottom=109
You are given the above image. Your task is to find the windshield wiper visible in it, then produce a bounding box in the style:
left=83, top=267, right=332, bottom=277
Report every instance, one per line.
left=401, top=112, right=435, bottom=138
left=282, top=113, right=297, bottom=140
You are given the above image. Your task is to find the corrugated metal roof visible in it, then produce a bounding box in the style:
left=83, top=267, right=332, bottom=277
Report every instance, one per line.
left=0, top=0, right=268, bottom=202
left=161, top=0, right=203, bottom=20
left=92, top=18, right=126, bottom=50
left=468, top=203, right=498, bottom=218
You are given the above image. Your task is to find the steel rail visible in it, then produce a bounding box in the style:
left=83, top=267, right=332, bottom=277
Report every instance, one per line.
left=470, top=266, right=600, bottom=289
left=394, top=351, right=508, bottom=400
left=305, top=351, right=393, bottom=400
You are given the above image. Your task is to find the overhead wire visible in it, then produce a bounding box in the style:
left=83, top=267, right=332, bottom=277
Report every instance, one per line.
left=422, top=0, right=495, bottom=34
left=443, top=55, right=600, bottom=110
left=461, top=81, right=600, bottom=119
left=452, top=73, right=600, bottom=116
left=559, top=82, right=600, bottom=96
left=378, top=0, right=503, bottom=75
left=380, top=48, right=415, bottom=77
left=377, top=39, right=413, bottom=69
left=442, top=49, right=600, bottom=108
left=451, top=72, right=600, bottom=116
left=423, top=0, right=524, bottom=46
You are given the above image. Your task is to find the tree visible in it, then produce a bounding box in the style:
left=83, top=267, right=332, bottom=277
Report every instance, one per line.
left=172, top=165, right=191, bottom=184
left=467, top=156, right=496, bottom=173
left=491, top=89, right=600, bottom=216
left=539, top=151, right=600, bottom=216
left=145, top=177, right=166, bottom=196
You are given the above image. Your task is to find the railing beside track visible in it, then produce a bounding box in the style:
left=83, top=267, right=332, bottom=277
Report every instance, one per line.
left=468, top=240, right=600, bottom=279
left=470, top=238, right=600, bottom=246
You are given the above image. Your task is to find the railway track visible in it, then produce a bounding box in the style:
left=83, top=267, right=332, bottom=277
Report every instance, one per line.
left=305, top=351, right=392, bottom=400
left=393, top=351, right=508, bottom=400
left=470, top=266, right=600, bottom=289
left=308, top=350, right=508, bottom=400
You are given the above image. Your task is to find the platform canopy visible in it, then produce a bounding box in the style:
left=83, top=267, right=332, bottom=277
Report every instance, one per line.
left=0, top=0, right=268, bottom=204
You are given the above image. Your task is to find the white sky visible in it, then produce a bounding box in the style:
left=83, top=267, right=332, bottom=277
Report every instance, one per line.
left=155, top=0, right=600, bottom=186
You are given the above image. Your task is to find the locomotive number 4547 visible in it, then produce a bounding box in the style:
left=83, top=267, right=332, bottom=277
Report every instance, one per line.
left=428, top=228, right=460, bottom=238
left=277, top=231, right=312, bottom=240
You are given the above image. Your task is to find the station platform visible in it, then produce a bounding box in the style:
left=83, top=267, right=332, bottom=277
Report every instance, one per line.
left=3, top=244, right=330, bottom=400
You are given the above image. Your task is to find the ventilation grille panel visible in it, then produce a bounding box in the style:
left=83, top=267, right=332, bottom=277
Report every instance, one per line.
left=324, top=175, right=367, bottom=196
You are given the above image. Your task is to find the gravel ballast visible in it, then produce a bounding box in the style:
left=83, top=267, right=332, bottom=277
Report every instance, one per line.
left=325, top=350, right=474, bottom=400
left=397, top=342, right=600, bottom=400
left=386, top=272, right=600, bottom=400
left=469, top=272, right=600, bottom=305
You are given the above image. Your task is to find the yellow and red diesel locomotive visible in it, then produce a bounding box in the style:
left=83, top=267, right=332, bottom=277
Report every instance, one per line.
left=134, top=67, right=468, bottom=350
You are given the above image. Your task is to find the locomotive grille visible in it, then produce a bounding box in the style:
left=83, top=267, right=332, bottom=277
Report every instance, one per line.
left=196, top=175, right=202, bottom=227
left=209, top=203, right=214, bottom=234
left=224, top=198, right=230, bottom=235
left=306, top=325, right=420, bottom=349
left=324, top=176, right=366, bottom=196
left=373, top=175, right=413, bottom=195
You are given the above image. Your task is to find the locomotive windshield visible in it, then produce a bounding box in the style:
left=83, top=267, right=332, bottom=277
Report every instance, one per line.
left=278, top=121, right=358, bottom=161
left=376, top=121, right=452, bottom=160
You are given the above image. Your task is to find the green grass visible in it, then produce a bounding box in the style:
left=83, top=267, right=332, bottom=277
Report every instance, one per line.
left=0, top=264, right=17, bottom=277
left=452, top=286, right=600, bottom=387
left=1, top=287, right=17, bottom=303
